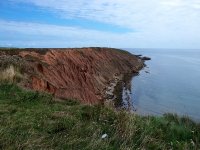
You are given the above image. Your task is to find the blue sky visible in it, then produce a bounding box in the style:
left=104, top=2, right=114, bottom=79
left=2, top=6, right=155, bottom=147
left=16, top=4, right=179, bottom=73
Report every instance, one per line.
left=0, top=0, right=200, bottom=48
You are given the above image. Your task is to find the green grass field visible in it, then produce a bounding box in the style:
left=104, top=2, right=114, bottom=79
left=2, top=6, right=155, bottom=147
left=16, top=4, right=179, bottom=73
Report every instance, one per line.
left=0, top=83, right=200, bottom=149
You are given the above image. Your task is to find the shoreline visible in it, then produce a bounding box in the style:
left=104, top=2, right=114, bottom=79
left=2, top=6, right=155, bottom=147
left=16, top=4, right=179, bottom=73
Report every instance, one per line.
left=104, top=57, right=147, bottom=110
left=104, top=53, right=151, bottom=110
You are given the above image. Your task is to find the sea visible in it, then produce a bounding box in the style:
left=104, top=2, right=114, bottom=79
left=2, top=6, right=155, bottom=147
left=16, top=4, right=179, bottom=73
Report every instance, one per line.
left=124, top=48, right=200, bottom=121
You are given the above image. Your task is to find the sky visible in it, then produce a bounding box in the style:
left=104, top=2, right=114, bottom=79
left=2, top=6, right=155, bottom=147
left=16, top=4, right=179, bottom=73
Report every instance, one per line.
left=0, top=0, right=200, bottom=48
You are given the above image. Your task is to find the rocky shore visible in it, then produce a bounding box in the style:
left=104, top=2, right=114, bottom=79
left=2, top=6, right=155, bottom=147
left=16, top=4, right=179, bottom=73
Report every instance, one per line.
left=104, top=55, right=150, bottom=109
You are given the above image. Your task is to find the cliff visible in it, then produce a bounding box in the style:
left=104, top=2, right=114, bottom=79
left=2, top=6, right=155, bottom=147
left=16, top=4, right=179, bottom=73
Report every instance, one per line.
left=0, top=47, right=144, bottom=104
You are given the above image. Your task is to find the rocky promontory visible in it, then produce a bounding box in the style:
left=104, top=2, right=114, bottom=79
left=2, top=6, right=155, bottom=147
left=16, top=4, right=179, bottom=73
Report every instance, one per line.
left=0, top=47, right=144, bottom=104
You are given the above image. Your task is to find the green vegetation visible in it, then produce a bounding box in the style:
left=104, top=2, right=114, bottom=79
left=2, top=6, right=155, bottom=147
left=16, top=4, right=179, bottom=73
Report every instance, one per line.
left=0, top=48, right=49, bottom=55
left=113, top=48, right=132, bottom=55
left=0, top=56, right=26, bottom=83
left=0, top=83, right=200, bottom=149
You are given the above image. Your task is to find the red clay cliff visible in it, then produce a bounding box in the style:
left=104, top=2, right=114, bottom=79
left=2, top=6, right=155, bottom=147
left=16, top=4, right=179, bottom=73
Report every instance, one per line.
left=0, top=47, right=144, bottom=104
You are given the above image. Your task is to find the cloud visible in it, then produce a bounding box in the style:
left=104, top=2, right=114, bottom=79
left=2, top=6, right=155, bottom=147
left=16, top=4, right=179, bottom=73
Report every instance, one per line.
left=11, top=0, right=200, bottom=30
left=0, top=19, right=200, bottom=48
left=0, top=19, right=136, bottom=47
left=2, top=0, right=200, bottom=48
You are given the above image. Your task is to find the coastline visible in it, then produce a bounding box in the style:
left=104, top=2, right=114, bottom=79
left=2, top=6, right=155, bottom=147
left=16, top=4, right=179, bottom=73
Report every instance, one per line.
left=104, top=55, right=149, bottom=110
left=0, top=47, right=144, bottom=104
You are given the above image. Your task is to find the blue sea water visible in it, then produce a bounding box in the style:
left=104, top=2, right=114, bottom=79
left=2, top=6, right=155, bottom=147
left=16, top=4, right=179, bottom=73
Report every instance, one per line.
left=125, top=49, right=200, bottom=121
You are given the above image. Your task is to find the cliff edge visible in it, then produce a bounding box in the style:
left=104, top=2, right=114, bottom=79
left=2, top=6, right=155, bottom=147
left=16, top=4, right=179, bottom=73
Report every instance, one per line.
left=0, top=47, right=144, bottom=104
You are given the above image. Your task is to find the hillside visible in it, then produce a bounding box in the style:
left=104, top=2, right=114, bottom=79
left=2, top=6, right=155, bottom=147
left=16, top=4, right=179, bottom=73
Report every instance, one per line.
left=0, top=84, right=199, bottom=149
left=0, top=47, right=144, bottom=104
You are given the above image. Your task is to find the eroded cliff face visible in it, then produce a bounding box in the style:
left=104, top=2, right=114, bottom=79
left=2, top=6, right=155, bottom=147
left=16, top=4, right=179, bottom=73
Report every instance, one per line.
left=0, top=48, right=144, bottom=104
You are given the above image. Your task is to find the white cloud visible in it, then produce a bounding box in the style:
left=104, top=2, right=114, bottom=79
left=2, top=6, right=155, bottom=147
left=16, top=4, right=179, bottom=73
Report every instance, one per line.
left=1, top=19, right=200, bottom=48
left=0, top=19, right=136, bottom=47
left=3, top=0, right=200, bottom=48
left=12, top=0, right=200, bottom=30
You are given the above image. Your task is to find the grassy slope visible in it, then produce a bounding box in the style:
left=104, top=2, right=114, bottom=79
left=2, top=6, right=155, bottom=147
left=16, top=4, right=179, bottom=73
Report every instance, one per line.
left=0, top=84, right=200, bottom=150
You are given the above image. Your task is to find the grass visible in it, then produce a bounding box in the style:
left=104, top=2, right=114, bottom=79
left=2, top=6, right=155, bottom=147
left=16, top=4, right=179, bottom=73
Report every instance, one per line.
left=0, top=48, right=49, bottom=55
left=0, top=83, right=200, bottom=149
left=0, top=65, right=23, bottom=83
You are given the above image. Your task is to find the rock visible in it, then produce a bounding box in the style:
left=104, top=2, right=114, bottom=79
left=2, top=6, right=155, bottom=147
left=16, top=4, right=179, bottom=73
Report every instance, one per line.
left=141, top=56, right=151, bottom=61
left=107, top=87, right=112, bottom=91
left=132, top=68, right=139, bottom=74
left=115, top=78, right=119, bottom=81
left=114, top=73, right=119, bottom=76
left=106, top=94, right=114, bottom=99
left=135, top=54, right=142, bottom=57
